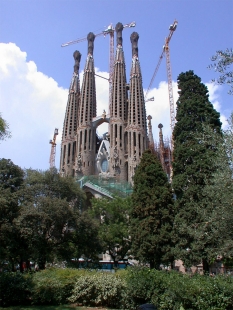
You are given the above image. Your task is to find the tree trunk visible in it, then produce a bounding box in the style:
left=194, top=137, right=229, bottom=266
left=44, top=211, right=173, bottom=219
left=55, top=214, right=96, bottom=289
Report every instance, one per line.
left=9, top=258, right=15, bottom=272
left=202, top=259, right=210, bottom=274
left=26, top=259, right=31, bottom=270
left=20, top=259, right=25, bottom=273
left=38, top=256, right=46, bottom=270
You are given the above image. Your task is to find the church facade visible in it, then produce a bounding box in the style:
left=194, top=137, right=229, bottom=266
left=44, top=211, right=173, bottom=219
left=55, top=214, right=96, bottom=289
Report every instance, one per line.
left=60, top=22, right=166, bottom=184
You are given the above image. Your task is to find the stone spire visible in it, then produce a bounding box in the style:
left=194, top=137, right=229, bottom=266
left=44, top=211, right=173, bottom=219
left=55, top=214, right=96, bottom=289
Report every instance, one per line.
left=109, top=22, right=128, bottom=181
left=158, top=123, right=165, bottom=171
left=76, top=32, right=97, bottom=176
left=60, top=50, right=81, bottom=176
left=127, top=32, right=147, bottom=183
left=147, top=115, right=154, bottom=147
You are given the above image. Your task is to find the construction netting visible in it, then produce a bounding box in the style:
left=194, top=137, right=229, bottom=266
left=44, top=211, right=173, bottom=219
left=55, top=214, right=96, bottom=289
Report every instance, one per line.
left=77, top=175, right=133, bottom=198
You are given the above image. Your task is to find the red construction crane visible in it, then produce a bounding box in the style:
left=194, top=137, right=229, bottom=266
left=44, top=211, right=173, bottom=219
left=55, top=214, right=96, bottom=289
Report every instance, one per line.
left=49, top=128, right=58, bottom=169
left=61, top=22, right=136, bottom=108
left=145, top=20, right=178, bottom=132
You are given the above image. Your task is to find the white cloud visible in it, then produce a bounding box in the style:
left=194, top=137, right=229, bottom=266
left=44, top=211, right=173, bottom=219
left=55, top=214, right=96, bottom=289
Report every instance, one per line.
left=0, top=43, right=68, bottom=169
left=145, top=81, right=178, bottom=144
left=0, top=43, right=227, bottom=171
left=206, top=82, right=228, bottom=129
left=145, top=80, right=228, bottom=145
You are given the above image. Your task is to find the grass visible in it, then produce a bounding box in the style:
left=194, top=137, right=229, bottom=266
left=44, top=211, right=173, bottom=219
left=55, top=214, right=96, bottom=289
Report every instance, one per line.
left=0, top=306, right=78, bottom=310
left=0, top=306, right=109, bottom=310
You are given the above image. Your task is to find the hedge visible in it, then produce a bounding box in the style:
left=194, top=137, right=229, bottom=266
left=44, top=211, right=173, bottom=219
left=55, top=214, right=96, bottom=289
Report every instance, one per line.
left=0, top=267, right=233, bottom=309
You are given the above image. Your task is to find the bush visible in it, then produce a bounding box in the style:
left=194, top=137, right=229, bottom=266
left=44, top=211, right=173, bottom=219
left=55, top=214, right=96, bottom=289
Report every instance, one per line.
left=1, top=267, right=233, bottom=309
left=31, top=268, right=81, bottom=305
left=124, top=267, right=169, bottom=309
left=0, top=272, right=32, bottom=306
left=68, top=271, right=126, bottom=308
left=124, top=267, right=233, bottom=310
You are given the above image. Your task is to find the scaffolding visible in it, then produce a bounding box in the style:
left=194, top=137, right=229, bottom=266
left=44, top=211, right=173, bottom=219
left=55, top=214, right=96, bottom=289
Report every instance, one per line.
left=77, top=175, right=133, bottom=198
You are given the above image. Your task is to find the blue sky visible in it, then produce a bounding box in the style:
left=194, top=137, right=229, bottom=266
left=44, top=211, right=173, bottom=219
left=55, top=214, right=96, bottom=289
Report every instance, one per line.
left=0, top=0, right=232, bottom=170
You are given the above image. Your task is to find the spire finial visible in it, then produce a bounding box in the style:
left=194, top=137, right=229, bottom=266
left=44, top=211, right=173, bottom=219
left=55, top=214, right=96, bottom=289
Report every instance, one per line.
left=73, top=50, right=81, bottom=74
left=87, top=32, right=95, bottom=55
left=158, top=123, right=163, bottom=130
left=147, top=115, right=152, bottom=125
left=130, top=32, right=139, bottom=57
left=115, top=22, right=123, bottom=46
left=158, top=123, right=164, bottom=142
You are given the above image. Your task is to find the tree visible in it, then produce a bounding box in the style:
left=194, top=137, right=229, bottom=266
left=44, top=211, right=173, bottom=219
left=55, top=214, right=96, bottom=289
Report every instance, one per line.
left=70, top=211, right=102, bottom=261
left=0, top=164, right=102, bottom=270
left=89, top=196, right=132, bottom=264
left=130, top=149, right=174, bottom=269
left=15, top=168, right=91, bottom=269
left=196, top=114, right=233, bottom=260
left=172, top=70, right=222, bottom=272
left=0, top=159, right=24, bottom=271
left=208, top=48, right=233, bottom=95
left=0, top=113, right=11, bottom=141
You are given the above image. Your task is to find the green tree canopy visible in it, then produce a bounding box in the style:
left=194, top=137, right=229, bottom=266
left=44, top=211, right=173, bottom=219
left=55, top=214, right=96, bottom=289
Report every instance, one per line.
left=89, top=196, right=132, bottom=264
left=130, top=149, right=174, bottom=269
left=16, top=168, right=89, bottom=269
left=195, top=113, right=233, bottom=260
left=208, top=48, right=233, bottom=95
left=0, top=159, right=24, bottom=268
left=172, top=70, right=222, bottom=272
left=0, top=164, right=101, bottom=270
left=0, top=113, right=11, bottom=141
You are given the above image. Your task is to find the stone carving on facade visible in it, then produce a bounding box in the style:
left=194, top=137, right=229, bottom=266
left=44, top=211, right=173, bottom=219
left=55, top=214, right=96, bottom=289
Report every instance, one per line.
left=96, top=141, right=110, bottom=176
left=112, top=145, right=120, bottom=169
left=61, top=167, right=65, bottom=177
left=102, top=109, right=106, bottom=119
left=76, top=153, right=82, bottom=172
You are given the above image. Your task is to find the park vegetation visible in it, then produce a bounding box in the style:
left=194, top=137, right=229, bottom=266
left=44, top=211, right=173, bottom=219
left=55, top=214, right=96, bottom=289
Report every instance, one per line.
left=0, top=112, right=11, bottom=141
left=0, top=267, right=233, bottom=309
left=172, top=70, right=222, bottom=272
left=208, top=48, right=233, bottom=95
left=1, top=69, right=233, bottom=308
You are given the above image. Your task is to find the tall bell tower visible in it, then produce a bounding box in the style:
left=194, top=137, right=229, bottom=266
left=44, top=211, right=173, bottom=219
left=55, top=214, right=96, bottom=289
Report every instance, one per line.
left=108, top=22, right=128, bottom=181
left=126, top=32, right=148, bottom=183
left=75, top=32, right=97, bottom=176
left=60, top=50, right=81, bottom=177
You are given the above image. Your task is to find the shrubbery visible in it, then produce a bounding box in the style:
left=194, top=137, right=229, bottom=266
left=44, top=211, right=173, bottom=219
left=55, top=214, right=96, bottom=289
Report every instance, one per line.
left=68, top=272, right=126, bottom=308
left=31, top=268, right=82, bottom=305
left=124, top=267, right=233, bottom=310
left=0, top=267, right=233, bottom=309
left=0, top=272, right=32, bottom=306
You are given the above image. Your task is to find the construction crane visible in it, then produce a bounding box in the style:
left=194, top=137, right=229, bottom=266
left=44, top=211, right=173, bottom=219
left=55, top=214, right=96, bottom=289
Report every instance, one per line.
left=49, top=128, right=58, bottom=169
left=145, top=19, right=178, bottom=132
left=61, top=22, right=136, bottom=108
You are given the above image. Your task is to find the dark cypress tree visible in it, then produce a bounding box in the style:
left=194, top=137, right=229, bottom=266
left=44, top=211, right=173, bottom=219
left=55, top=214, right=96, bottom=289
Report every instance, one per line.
left=172, top=70, right=222, bottom=272
left=130, top=149, right=174, bottom=269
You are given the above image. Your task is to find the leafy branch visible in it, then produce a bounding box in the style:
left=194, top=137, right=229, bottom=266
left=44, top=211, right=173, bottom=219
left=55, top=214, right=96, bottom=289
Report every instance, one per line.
left=208, top=48, right=233, bottom=95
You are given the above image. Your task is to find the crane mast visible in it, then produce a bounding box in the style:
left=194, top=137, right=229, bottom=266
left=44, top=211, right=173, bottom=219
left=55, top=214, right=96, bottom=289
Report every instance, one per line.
left=49, top=128, right=58, bottom=169
left=165, top=42, right=176, bottom=131
left=145, top=19, right=178, bottom=132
